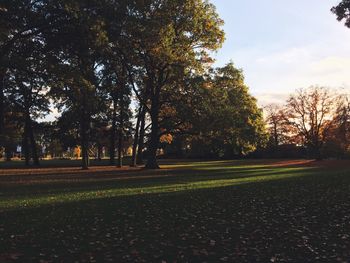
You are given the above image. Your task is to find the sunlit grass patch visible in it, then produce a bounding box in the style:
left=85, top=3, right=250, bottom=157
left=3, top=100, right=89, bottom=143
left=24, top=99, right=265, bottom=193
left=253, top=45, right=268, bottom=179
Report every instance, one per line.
left=1, top=160, right=350, bottom=262
left=0, top=161, right=322, bottom=210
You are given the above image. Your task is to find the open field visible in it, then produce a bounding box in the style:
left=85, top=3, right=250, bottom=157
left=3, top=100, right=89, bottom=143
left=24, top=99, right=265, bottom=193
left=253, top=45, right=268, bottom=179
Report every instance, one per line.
left=1, top=159, right=350, bottom=262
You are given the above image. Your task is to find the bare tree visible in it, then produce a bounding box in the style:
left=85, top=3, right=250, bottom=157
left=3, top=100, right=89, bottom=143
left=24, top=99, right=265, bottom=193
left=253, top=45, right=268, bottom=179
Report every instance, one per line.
left=324, top=95, right=350, bottom=157
left=265, top=104, right=294, bottom=148
left=285, top=87, right=339, bottom=159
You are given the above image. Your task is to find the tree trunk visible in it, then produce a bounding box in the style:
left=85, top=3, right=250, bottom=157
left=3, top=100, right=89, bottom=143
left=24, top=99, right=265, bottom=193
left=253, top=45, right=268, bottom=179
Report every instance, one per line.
left=131, top=106, right=142, bottom=167
left=0, top=69, right=5, bottom=148
left=309, top=140, right=322, bottom=160
left=80, top=109, right=89, bottom=170
left=314, top=142, right=322, bottom=161
left=23, top=105, right=39, bottom=166
left=273, top=123, right=278, bottom=148
left=22, top=129, right=30, bottom=166
left=27, top=116, right=39, bottom=166
left=5, top=145, right=11, bottom=162
left=146, top=92, right=160, bottom=169
left=146, top=119, right=159, bottom=169
left=137, top=106, right=146, bottom=165
left=109, top=97, right=117, bottom=165
left=117, top=135, right=123, bottom=167
left=117, top=86, right=124, bottom=168
left=97, top=142, right=102, bottom=161
left=23, top=101, right=40, bottom=166
left=175, top=136, right=184, bottom=158
left=0, top=68, right=6, bottom=161
left=109, top=112, right=116, bottom=165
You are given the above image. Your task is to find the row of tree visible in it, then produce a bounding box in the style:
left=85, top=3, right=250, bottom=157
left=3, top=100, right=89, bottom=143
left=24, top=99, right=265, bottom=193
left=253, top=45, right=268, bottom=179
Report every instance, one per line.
left=265, top=87, right=350, bottom=159
left=0, top=0, right=268, bottom=169
left=1, top=0, right=349, bottom=168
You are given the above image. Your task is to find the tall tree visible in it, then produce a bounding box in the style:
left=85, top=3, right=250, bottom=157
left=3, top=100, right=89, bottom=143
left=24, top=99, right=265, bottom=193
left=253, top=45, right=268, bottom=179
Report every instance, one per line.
left=323, top=96, right=350, bottom=158
left=0, top=0, right=46, bottom=153
left=4, top=11, right=49, bottom=165
left=130, top=105, right=142, bottom=167
left=44, top=0, right=111, bottom=169
left=129, top=0, right=225, bottom=168
left=161, top=63, right=267, bottom=159
left=189, top=64, right=267, bottom=158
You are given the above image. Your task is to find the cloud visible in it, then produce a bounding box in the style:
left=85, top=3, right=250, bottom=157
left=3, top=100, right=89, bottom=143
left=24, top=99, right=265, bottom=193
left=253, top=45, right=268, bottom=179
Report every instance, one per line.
left=234, top=44, right=350, bottom=98
left=310, top=56, right=350, bottom=76
left=253, top=92, right=289, bottom=107
left=255, top=47, right=312, bottom=65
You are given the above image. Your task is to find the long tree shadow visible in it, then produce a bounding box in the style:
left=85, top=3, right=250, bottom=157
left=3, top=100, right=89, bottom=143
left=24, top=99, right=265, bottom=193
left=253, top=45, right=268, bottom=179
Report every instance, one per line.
left=2, top=159, right=348, bottom=212
left=0, top=164, right=318, bottom=196
left=0, top=165, right=333, bottom=211
left=1, top=167, right=350, bottom=262
left=0, top=159, right=318, bottom=181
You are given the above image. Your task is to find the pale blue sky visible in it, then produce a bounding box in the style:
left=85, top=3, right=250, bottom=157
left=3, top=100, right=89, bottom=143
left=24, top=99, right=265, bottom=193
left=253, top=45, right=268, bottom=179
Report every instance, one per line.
left=210, top=0, right=350, bottom=105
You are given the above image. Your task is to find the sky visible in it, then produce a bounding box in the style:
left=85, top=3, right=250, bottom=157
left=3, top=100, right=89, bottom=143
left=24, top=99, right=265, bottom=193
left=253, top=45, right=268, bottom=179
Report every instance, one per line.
left=210, top=0, right=350, bottom=106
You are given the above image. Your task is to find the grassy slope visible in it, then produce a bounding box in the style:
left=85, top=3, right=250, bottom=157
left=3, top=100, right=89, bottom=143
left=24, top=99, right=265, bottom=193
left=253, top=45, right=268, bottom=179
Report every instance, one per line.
left=0, top=160, right=350, bottom=262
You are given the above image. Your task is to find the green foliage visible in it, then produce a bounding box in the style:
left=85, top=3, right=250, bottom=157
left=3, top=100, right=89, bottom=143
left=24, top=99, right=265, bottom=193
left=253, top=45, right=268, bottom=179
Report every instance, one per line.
left=173, top=63, right=267, bottom=158
left=0, top=0, right=269, bottom=166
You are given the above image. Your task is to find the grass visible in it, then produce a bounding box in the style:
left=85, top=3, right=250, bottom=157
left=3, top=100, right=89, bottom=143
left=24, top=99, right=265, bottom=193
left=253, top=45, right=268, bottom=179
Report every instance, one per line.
left=1, top=159, right=350, bottom=262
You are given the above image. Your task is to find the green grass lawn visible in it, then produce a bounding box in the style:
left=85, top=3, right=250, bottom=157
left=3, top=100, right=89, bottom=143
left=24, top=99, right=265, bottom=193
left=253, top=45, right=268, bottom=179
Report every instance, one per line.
left=1, top=159, right=350, bottom=262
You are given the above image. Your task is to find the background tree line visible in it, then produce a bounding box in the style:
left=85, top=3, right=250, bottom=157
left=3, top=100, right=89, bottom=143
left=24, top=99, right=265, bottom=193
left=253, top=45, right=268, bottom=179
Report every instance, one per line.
left=263, top=87, right=350, bottom=160
left=0, top=0, right=267, bottom=169
left=1, top=1, right=349, bottom=168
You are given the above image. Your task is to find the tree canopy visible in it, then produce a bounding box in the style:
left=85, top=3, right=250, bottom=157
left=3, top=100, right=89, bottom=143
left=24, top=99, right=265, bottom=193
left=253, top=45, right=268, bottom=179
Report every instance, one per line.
left=332, top=0, right=350, bottom=27
left=0, top=0, right=282, bottom=168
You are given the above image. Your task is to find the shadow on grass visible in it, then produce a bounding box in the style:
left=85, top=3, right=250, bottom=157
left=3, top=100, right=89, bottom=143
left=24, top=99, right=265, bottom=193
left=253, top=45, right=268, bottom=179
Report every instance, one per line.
left=1, top=160, right=350, bottom=262
left=0, top=162, right=333, bottom=212
left=1, top=164, right=349, bottom=227
left=0, top=161, right=317, bottom=191
left=0, top=167, right=326, bottom=215
left=0, top=158, right=316, bottom=172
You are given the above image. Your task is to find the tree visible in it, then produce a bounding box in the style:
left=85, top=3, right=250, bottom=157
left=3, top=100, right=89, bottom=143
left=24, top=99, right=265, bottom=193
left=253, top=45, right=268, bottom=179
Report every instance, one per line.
left=98, top=56, right=133, bottom=166
left=1, top=0, right=246, bottom=168
left=127, top=0, right=225, bottom=168
left=130, top=105, right=143, bottom=167
left=0, top=0, right=48, bottom=157
left=4, top=9, right=50, bottom=165
left=162, top=63, right=267, bottom=159
left=193, top=63, right=267, bottom=158
left=284, top=87, right=339, bottom=159
left=1, top=105, right=22, bottom=161
left=332, top=0, right=350, bottom=27
left=44, top=0, right=111, bottom=169
left=323, top=95, right=350, bottom=158
left=265, top=104, right=296, bottom=148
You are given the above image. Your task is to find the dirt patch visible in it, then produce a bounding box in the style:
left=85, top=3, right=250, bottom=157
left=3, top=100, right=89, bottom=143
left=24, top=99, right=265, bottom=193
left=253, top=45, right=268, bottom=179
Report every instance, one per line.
left=269, top=159, right=317, bottom=167
left=268, top=159, right=350, bottom=169
left=0, top=166, right=142, bottom=176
